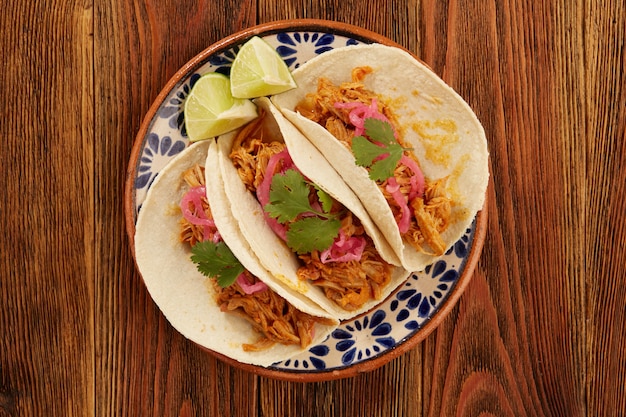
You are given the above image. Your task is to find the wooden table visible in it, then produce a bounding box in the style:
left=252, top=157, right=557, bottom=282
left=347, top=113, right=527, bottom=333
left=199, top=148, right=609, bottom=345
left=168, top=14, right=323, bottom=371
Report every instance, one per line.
left=2, top=1, right=624, bottom=415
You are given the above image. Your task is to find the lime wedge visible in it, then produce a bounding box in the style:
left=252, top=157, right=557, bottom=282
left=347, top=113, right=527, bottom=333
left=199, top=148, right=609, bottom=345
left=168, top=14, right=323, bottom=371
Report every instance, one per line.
left=184, top=73, right=258, bottom=142
left=230, top=36, right=297, bottom=99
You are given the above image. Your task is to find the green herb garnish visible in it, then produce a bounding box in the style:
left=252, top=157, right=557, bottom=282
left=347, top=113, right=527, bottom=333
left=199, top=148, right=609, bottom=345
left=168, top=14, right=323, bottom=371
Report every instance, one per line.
left=264, top=169, right=315, bottom=223
left=190, top=240, right=244, bottom=288
left=352, top=118, right=407, bottom=181
left=264, top=169, right=341, bottom=254
left=285, top=216, right=341, bottom=254
left=314, top=183, right=335, bottom=214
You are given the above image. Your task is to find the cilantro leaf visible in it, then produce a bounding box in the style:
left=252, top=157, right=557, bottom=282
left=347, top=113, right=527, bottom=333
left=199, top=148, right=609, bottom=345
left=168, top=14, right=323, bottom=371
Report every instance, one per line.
left=369, top=146, right=403, bottom=180
left=352, top=118, right=405, bottom=182
left=285, top=217, right=341, bottom=254
left=263, top=168, right=341, bottom=254
left=190, top=240, right=244, bottom=288
left=313, top=184, right=334, bottom=214
left=352, top=135, right=387, bottom=166
left=264, top=169, right=315, bottom=223
left=365, top=117, right=396, bottom=143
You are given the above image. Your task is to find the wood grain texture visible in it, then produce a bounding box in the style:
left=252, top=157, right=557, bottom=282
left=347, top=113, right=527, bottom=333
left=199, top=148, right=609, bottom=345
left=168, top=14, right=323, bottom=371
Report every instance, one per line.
left=1, top=0, right=95, bottom=415
left=259, top=349, right=422, bottom=417
left=426, top=0, right=587, bottom=414
left=419, top=2, right=560, bottom=412
left=93, top=0, right=258, bottom=416
left=2, top=0, right=625, bottom=415
left=585, top=0, right=626, bottom=414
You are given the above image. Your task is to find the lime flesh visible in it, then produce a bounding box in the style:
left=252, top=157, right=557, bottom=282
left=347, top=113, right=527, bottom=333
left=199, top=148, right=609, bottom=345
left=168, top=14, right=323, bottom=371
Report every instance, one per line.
left=230, top=36, right=297, bottom=99
left=184, top=73, right=258, bottom=141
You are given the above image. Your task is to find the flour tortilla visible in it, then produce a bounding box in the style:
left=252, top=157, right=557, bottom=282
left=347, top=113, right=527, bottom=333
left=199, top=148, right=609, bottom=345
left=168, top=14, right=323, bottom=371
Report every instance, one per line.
left=271, top=43, right=490, bottom=272
left=216, top=97, right=410, bottom=321
left=134, top=140, right=337, bottom=367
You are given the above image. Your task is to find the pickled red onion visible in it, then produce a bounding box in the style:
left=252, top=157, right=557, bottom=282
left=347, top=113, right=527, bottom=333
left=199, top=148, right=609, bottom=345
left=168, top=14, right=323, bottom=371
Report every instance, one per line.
left=256, top=149, right=295, bottom=241
left=180, top=186, right=220, bottom=243
left=400, top=154, right=425, bottom=199
left=236, top=273, right=268, bottom=294
left=320, top=229, right=366, bottom=264
left=386, top=177, right=411, bottom=234
left=335, top=99, right=390, bottom=137
left=335, top=99, right=428, bottom=234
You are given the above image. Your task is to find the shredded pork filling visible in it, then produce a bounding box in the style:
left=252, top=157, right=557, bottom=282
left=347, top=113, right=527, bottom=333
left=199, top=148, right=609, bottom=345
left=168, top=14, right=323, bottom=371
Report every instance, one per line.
left=294, top=67, right=452, bottom=255
left=297, top=224, right=392, bottom=311
left=230, top=115, right=393, bottom=312
left=179, top=164, right=333, bottom=351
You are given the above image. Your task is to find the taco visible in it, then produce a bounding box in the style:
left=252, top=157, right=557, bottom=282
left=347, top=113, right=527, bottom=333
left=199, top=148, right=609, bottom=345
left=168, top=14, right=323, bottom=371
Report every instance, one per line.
left=134, top=140, right=338, bottom=367
left=271, top=44, right=489, bottom=272
left=215, top=97, right=410, bottom=321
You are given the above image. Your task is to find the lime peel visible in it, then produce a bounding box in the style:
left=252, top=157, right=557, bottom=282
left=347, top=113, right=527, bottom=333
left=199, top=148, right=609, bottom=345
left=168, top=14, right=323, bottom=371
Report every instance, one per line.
left=230, top=36, right=297, bottom=99
left=184, top=73, right=258, bottom=142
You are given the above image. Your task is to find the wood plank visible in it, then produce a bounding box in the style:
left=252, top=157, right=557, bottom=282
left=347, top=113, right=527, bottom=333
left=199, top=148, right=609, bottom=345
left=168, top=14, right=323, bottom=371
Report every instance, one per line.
left=3, top=0, right=624, bottom=415
left=0, top=0, right=95, bottom=416
left=259, top=351, right=422, bottom=417
left=421, top=0, right=587, bottom=414
left=585, top=0, right=626, bottom=414
left=93, top=0, right=258, bottom=415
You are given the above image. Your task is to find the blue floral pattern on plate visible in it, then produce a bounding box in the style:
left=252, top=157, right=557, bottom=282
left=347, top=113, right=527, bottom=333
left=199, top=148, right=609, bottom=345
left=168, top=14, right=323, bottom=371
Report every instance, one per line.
left=274, top=32, right=360, bottom=68
left=158, top=73, right=201, bottom=138
left=273, top=223, right=474, bottom=371
left=131, top=29, right=477, bottom=374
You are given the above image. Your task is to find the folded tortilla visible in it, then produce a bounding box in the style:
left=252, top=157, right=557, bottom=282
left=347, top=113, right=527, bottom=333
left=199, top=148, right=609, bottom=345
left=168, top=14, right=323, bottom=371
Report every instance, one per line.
left=134, top=140, right=337, bottom=367
left=216, top=97, right=410, bottom=321
left=271, top=43, right=489, bottom=272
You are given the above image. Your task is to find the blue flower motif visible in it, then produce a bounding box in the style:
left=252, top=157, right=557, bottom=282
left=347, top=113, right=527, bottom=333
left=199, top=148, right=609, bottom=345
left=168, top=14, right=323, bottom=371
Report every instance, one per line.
left=275, top=32, right=360, bottom=69
left=208, top=45, right=241, bottom=76
left=272, top=220, right=475, bottom=373
left=279, top=344, right=330, bottom=370
left=158, top=73, right=201, bottom=137
left=411, top=260, right=459, bottom=318
left=450, top=228, right=472, bottom=258
left=135, top=133, right=186, bottom=191
left=307, top=345, right=330, bottom=370
left=332, top=310, right=394, bottom=366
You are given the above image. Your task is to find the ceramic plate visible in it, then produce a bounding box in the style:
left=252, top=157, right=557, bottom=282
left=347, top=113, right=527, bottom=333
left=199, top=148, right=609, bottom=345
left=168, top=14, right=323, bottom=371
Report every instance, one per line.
left=125, top=20, right=488, bottom=381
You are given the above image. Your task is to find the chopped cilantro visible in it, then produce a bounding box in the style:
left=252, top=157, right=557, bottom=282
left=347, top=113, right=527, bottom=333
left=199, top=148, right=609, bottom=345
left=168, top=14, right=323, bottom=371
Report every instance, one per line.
left=190, top=240, right=244, bottom=288
left=352, top=118, right=406, bottom=182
